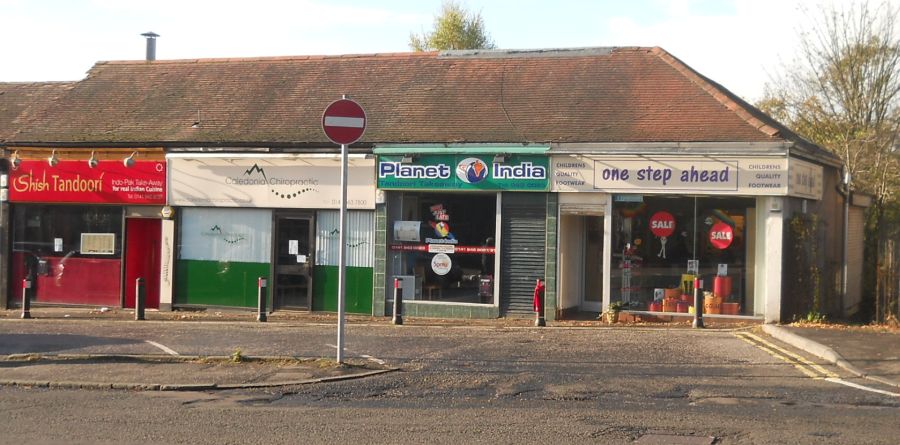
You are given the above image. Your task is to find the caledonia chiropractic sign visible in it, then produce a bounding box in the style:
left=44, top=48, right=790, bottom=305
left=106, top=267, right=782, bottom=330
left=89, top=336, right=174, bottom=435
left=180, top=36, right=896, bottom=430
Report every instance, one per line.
left=168, top=155, right=375, bottom=209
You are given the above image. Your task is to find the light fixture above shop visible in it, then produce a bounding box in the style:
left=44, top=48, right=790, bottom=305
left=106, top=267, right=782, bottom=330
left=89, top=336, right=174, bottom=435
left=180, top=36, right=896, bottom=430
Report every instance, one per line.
left=87, top=151, right=98, bottom=168
left=10, top=150, right=21, bottom=170
left=47, top=150, right=59, bottom=167
left=492, top=153, right=509, bottom=163
left=123, top=151, right=137, bottom=168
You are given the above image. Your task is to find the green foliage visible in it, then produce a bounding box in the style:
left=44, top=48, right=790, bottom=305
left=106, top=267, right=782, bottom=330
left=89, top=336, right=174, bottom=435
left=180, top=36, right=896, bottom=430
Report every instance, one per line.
left=409, top=1, right=496, bottom=51
left=789, top=214, right=823, bottom=316
left=804, top=310, right=828, bottom=324
left=230, top=348, right=244, bottom=363
left=609, top=300, right=624, bottom=312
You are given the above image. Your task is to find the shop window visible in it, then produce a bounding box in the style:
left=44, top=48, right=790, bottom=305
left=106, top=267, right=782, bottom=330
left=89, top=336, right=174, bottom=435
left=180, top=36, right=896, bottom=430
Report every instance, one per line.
left=175, top=208, right=272, bottom=307
left=389, top=192, right=497, bottom=304
left=611, top=196, right=755, bottom=316
left=11, top=204, right=124, bottom=305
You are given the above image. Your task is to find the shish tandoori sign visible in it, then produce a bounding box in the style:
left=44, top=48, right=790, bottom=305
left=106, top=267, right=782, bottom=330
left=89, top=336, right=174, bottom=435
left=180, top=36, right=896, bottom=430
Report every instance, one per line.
left=9, top=159, right=165, bottom=204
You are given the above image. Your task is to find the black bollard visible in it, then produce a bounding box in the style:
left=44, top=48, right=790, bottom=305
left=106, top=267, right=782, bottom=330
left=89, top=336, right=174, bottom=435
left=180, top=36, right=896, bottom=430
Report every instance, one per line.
left=21, top=278, right=31, bottom=319
left=257, top=277, right=268, bottom=322
left=692, top=278, right=704, bottom=329
left=392, top=278, right=403, bottom=325
left=135, top=277, right=146, bottom=321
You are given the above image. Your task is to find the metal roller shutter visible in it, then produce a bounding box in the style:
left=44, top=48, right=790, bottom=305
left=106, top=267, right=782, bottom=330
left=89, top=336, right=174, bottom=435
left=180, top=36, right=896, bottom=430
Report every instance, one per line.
left=500, top=193, right=547, bottom=315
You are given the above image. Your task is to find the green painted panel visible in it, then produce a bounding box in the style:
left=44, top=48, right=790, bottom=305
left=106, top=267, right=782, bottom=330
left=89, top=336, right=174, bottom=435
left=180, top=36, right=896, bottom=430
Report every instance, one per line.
left=175, top=260, right=269, bottom=307
left=312, top=266, right=373, bottom=314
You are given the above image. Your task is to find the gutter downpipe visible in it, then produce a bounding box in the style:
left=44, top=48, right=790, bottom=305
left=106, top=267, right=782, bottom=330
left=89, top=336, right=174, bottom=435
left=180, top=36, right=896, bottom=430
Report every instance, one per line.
left=840, top=167, right=851, bottom=315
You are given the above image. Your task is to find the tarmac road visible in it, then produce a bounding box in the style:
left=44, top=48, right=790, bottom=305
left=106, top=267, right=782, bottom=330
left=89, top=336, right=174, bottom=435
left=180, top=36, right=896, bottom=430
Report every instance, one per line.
left=1, top=318, right=898, bottom=444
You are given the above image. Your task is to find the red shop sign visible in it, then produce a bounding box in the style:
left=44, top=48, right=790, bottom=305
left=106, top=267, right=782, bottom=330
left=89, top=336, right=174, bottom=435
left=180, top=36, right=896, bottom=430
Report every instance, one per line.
left=9, top=160, right=166, bottom=204
left=709, top=222, right=734, bottom=249
left=649, top=211, right=675, bottom=238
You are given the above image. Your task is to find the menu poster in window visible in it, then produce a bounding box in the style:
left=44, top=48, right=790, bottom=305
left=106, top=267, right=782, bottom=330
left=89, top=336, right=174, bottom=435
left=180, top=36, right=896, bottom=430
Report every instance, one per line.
left=393, top=221, right=421, bottom=242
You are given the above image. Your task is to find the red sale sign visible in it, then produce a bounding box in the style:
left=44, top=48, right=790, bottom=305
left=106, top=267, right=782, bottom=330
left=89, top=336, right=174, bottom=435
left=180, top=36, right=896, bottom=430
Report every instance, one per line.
left=649, top=211, right=676, bottom=238
left=709, top=222, right=734, bottom=249
left=9, top=160, right=166, bottom=204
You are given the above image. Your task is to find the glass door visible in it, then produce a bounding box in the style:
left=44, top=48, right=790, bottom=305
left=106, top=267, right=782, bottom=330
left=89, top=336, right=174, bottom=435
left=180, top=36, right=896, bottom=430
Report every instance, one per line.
left=582, top=215, right=604, bottom=311
left=273, top=214, right=314, bottom=310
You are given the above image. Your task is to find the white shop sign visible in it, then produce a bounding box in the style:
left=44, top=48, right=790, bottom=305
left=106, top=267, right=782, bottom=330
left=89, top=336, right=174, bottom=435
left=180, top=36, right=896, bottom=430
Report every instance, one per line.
left=551, top=155, right=790, bottom=196
left=788, top=158, right=824, bottom=200
left=168, top=155, right=376, bottom=209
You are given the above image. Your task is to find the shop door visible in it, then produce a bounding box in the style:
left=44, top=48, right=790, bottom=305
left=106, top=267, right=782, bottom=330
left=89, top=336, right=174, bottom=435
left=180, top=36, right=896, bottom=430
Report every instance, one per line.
left=273, top=214, right=314, bottom=310
left=124, top=218, right=161, bottom=309
left=582, top=215, right=604, bottom=312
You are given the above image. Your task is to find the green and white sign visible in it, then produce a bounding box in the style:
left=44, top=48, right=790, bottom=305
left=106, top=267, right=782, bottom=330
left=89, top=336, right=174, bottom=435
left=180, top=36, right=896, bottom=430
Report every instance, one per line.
left=377, top=155, right=549, bottom=191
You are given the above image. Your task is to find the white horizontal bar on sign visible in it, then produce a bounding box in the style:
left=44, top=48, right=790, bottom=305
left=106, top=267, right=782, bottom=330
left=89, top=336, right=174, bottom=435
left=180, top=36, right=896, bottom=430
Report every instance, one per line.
left=324, top=116, right=365, bottom=128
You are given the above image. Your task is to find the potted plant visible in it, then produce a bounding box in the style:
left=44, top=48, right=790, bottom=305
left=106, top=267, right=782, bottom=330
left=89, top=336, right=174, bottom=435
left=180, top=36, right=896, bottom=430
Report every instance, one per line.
left=604, top=301, right=624, bottom=324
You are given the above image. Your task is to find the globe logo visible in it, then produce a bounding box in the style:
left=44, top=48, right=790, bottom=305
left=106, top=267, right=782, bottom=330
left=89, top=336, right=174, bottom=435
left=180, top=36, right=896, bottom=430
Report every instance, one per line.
left=456, top=158, right=489, bottom=184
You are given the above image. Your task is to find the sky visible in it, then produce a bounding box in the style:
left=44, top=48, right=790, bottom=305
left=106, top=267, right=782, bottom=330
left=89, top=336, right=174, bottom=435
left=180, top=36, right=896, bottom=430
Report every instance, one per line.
left=1, top=0, right=897, bottom=102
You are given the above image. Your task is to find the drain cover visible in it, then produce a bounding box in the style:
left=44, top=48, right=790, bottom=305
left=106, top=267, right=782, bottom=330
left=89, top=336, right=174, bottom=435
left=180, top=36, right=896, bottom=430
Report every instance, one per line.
left=633, top=434, right=716, bottom=445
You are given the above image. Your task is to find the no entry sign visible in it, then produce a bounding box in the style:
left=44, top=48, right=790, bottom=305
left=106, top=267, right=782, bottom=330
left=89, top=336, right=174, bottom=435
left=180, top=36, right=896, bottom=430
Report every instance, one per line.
left=322, top=98, right=366, bottom=145
left=709, top=222, right=734, bottom=249
left=649, top=211, right=676, bottom=238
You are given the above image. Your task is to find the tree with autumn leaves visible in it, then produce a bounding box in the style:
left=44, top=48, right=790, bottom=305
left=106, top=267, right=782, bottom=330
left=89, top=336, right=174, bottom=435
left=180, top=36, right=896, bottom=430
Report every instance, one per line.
left=409, top=1, right=496, bottom=51
left=759, top=1, right=900, bottom=322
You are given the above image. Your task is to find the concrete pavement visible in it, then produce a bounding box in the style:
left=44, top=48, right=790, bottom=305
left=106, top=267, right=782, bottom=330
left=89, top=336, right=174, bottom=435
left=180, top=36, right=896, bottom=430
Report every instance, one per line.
left=763, top=323, right=900, bottom=388
left=2, top=307, right=897, bottom=391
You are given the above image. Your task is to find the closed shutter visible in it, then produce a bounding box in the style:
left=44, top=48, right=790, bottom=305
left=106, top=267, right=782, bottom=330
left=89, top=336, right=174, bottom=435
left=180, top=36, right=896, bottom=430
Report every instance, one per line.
left=500, top=193, right=547, bottom=315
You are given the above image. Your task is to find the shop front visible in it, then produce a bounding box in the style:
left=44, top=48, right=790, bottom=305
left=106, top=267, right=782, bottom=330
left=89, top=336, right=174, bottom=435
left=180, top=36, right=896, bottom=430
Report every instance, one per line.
left=166, top=153, right=375, bottom=313
left=5, top=149, right=166, bottom=308
left=551, top=153, right=825, bottom=322
left=374, top=147, right=551, bottom=318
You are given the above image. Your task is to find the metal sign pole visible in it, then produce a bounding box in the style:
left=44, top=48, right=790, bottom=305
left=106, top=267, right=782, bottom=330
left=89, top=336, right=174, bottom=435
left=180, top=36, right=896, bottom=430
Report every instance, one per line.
left=336, top=140, right=349, bottom=363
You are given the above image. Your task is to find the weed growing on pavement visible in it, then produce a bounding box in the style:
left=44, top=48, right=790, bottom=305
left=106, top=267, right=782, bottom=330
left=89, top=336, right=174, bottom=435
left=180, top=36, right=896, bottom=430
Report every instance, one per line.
left=230, top=348, right=244, bottom=363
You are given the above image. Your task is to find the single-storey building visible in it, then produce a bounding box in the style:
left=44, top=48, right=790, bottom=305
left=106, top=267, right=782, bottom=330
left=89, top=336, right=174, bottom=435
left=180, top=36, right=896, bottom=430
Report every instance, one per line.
left=1, top=47, right=863, bottom=322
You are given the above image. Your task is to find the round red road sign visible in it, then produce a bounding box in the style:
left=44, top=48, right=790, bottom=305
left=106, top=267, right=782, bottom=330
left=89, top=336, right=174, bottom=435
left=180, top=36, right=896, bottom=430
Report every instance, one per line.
left=322, top=98, right=366, bottom=145
left=709, top=222, right=734, bottom=249
left=649, top=211, right=676, bottom=238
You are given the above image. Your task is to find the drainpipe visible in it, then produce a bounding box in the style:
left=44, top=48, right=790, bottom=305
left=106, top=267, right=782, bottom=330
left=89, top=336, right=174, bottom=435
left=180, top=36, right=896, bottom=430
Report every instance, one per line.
left=840, top=167, right=851, bottom=315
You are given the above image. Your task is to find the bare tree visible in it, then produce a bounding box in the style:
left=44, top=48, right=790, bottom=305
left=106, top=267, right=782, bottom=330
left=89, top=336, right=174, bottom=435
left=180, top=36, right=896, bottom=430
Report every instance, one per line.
left=759, top=1, right=900, bottom=322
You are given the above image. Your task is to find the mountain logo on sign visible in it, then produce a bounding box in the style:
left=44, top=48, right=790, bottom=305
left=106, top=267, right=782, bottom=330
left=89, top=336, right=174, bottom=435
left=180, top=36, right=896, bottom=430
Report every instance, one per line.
left=244, top=163, right=268, bottom=181
left=456, top=158, right=489, bottom=184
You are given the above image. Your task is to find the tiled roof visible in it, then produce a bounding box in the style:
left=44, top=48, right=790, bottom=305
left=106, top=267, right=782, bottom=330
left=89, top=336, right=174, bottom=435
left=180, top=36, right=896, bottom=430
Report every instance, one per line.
left=5, top=47, right=828, bottom=157
left=0, top=82, right=74, bottom=142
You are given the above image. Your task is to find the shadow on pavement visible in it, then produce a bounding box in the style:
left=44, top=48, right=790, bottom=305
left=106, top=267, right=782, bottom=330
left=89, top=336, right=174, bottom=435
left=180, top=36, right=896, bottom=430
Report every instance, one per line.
left=0, top=333, right=141, bottom=355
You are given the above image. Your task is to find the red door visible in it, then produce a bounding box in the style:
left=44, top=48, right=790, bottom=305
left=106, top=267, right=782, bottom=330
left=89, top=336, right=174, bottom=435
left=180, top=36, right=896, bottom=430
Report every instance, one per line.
left=124, top=218, right=161, bottom=309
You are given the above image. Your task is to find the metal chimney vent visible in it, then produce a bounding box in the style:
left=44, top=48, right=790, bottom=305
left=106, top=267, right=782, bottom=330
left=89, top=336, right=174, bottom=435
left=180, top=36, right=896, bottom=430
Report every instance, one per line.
left=141, top=32, right=159, bottom=61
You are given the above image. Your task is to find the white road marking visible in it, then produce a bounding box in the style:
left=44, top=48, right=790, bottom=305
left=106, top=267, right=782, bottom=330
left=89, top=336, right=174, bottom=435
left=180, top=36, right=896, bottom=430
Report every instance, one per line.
left=326, top=344, right=386, bottom=365
left=825, top=378, right=900, bottom=397
left=360, top=354, right=386, bottom=365
left=736, top=332, right=899, bottom=397
left=145, top=340, right=179, bottom=356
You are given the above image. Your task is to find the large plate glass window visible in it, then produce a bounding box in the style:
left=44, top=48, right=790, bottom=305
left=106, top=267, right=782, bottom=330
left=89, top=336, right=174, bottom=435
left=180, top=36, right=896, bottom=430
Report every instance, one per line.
left=389, top=192, right=497, bottom=304
left=11, top=204, right=124, bottom=306
left=611, top=196, right=757, bottom=316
